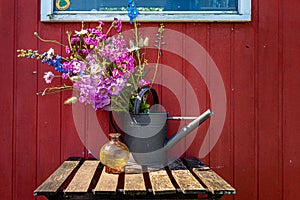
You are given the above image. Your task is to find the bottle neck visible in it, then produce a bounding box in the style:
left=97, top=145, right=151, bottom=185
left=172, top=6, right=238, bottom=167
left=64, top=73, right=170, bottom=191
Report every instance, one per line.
left=109, top=133, right=121, bottom=142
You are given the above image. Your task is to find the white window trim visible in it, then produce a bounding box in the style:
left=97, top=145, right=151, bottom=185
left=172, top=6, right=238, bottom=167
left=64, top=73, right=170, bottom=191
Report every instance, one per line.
left=41, top=0, right=251, bottom=22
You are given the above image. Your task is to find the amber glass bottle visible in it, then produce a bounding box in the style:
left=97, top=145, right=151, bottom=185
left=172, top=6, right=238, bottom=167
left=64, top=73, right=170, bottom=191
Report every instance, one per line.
left=99, top=133, right=130, bottom=174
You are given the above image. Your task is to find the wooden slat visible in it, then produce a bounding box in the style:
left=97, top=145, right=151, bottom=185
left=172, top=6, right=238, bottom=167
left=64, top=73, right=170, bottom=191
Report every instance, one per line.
left=34, top=160, right=80, bottom=195
left=168, top=159, right=206, bottom=194
left=65, top=160, right=100, bottom=193
left=193, top=169, right=236, bottom=195
left=93, top=168, right=119, bottom=194
left=124, top=165, right=146, bottom=195
left=148, top=166, right=176, bottom=195
left=184, top=158, right=235, bottom=194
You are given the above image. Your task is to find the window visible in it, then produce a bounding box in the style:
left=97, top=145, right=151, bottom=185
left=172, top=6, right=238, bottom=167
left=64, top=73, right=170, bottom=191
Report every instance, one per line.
left=41, top=0, right=251, bottom=22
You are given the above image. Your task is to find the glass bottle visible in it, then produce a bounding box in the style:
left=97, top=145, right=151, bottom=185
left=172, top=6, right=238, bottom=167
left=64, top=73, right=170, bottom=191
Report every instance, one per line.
left=99, top=133, right=130, bottom=174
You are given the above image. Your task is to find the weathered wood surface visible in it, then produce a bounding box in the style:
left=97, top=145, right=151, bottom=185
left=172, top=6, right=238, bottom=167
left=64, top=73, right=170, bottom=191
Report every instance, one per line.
left=34, top=160, right=81, bottom=195
left=94, top=168, right=119, bottom=194
left=34, top=158, right=235, bottom=199
left=168, top=159, right=206, bottom=194
left=148, top=166, right=176, bottom=195
left=184, top=158, right=236, bottom=194
left=64, top=160, right=100, bottom=193
left=123, top=164, right=146, bottom=195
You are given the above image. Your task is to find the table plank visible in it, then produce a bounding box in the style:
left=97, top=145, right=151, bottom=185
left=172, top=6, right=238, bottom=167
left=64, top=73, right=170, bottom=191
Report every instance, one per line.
left=34, top=160, right=80, bottom=195
left=168, top=159, right=206, bottom=194
left=124, top=164, right=146, bottom=195
left=148, top=166, right=176, bottom=195
left=65, top=160, right=100, bottom=193
left=93, top=168, right=119, bottom=194
left=184, top=158, right=236, bottom=195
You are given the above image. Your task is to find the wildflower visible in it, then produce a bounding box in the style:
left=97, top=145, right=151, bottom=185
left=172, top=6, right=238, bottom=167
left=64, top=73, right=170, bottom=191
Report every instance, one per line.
left=64, top=96, right=78, bottom=104
left=143, top=37, right=149, bottom=47
left=65, top=46, right=71, bottom=55
left=139, top=79, right=151, bottom=88
left=113, top=18, right=122, bottom=33
left=127, top=0, right=140, bottom=24
left=17, top=15, right=164, bottom=113
left=43, top=71, right=55, bottom=84
left=108, top=81, right=123, bottom=96
left=90, top=64, right=102, bottom=74
left=99, top=21, right=105, bottom=26
left=75, top=29, right=88, bottom=35
left=46, top=48, right=54, bottom=59
left=62, top=73, right=69, bottom=79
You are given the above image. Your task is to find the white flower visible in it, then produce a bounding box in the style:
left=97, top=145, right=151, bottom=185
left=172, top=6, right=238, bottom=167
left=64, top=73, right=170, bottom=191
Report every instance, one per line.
left=143, top=37, right=149, bottom=47
left=43, top=71, right=54, bottom=84
left=90, top=64, right=102, bottom=74
left=64, top=97, right=78, bottom=104
left=46, top=48, right=54, bottom=59
left=75, top=29, right=88, bottom=35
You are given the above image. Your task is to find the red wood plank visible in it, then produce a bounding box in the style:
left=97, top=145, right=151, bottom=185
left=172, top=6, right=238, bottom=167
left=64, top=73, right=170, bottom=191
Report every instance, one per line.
left=0, top=0, right=15, bottom=199
left=207, top=23, right=234, bottom=194
left=184, top=23, right=210, bottom=165
left=14, top=0, right=38, bottom=199
left=160, top=23, right=186, bottom=159
left=232, top=22, right=257, bottom=200
left=61, top=23, right=87, bottom=160
left=282, top=0, right=300, bottom=199
left=257, top=0, right=283, bottom=199
left=36, top=22, right=63, bottom=190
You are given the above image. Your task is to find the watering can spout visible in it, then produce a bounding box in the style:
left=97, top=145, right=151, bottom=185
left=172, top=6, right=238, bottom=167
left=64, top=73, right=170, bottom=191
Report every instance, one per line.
left=164, top=109, right=213, bottom=151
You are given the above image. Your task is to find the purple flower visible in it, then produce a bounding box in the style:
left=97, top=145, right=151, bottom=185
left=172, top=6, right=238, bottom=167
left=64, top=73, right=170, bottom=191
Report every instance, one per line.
left=139, top=79, right=151, bottom=88
left=99, top=21, right=105, bottom=26
left=70, top=37, right=80, bottom=44
left=65, top=46, right=71, bottom=55
left=43, top=71, right=55, bottom=84
left=84, top=36, right=98, bottom=47
left=112, top=68, right=122, bottom=78
left=108, top=82, right=122, bottom=96
left=114, top=18, right=122, bottom=33
left=70, top=60, right=86, bottom=74
left=62, top=73, right=69, bottom=79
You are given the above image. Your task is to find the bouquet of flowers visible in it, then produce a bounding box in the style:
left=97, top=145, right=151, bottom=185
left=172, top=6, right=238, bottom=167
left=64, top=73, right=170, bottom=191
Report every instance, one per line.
left=17, top=0, right=164, bottom=113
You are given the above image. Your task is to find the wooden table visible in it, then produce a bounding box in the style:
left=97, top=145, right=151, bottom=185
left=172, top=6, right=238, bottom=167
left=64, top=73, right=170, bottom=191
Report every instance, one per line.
left=34, top=157, right=235, bottom=200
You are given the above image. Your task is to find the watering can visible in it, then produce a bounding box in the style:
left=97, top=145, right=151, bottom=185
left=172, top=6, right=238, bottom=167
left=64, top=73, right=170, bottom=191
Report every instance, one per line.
left=112, top=88, right=213, bottom=166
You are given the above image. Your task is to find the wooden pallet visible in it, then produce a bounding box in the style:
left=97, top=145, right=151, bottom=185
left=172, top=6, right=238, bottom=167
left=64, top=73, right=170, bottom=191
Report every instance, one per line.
left=34, top=157, right=235, bottom=200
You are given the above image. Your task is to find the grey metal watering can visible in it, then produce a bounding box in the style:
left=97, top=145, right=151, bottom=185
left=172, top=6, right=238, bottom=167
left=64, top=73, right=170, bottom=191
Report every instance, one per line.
left=112, top=88, right=213, bottom=166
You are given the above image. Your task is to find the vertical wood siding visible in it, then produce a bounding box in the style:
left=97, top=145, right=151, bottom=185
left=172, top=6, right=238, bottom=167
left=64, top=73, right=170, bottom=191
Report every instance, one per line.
left=0, top=0, right=299, bottom=199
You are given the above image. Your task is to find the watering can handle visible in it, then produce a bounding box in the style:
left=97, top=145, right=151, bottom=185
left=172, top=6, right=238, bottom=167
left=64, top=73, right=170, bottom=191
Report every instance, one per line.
left=133, top=88, right=159, bottom=114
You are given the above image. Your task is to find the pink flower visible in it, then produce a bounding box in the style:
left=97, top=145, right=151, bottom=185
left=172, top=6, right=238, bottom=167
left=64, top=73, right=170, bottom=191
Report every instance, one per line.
left=139, top=79, right=151, bottom=88
left=65, top=46, right=71, bottom=55
left=113, top=18, right=122, bottom=33
left=62, top=73, right=69, bottom=79
left=112, top=68, right=123, bottom=78
left=43, top=71, right=55, bottom=84
left=99, top=21, right=105, bottom=26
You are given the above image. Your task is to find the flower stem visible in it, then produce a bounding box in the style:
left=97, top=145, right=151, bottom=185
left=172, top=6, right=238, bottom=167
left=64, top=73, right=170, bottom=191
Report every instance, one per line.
left=34, top=32, right=66, bottom=47
left=150, top=24, right=164, bottom=88
left=37, top=85, right=73, bottom=96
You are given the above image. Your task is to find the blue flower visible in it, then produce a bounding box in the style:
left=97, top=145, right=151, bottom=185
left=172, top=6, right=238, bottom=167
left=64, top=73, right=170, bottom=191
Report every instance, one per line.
left=41, top=52, right=48, bottom=58
left=56, top=55, right=62, bottom=61
left=55, top=64, right=68, bottom=73
left=52, top=59, right=61, bottom=67
left=127, top=0, right=140, bottom=24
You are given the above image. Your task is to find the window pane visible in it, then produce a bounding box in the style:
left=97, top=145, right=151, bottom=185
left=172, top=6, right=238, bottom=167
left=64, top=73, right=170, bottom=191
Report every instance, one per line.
left=54, top=0, right=238, bottom=12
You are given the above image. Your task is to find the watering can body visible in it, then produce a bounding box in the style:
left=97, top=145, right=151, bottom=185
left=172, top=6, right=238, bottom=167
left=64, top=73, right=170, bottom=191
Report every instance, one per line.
left=122, top=112, right=169, bottom=166
left=113, top=88, right=213, bottom=166
left=116, top=110, right=212, bottom=166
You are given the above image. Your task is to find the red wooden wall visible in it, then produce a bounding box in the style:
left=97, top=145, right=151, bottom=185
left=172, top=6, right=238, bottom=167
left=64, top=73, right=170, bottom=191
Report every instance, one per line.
left=1, top=0, right=300, bottom=199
